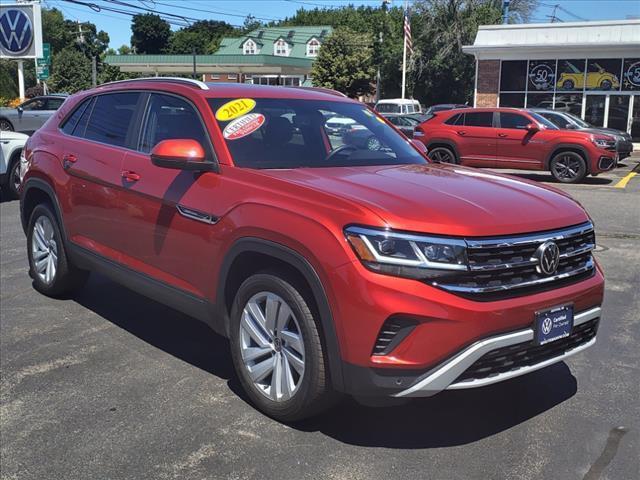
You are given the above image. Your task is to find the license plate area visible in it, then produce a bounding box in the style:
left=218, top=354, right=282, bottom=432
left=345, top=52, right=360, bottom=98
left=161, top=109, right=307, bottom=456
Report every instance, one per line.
left=534, top=304, right=574, bottom=346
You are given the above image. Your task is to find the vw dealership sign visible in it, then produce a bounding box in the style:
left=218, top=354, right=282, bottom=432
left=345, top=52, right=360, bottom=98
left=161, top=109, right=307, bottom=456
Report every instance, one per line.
left=0, top=3, right=42, bottom=59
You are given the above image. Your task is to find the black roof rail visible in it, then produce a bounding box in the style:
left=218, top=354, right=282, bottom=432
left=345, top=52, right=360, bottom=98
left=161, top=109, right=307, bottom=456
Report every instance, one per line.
left=290, top=86, right=348, bottom=98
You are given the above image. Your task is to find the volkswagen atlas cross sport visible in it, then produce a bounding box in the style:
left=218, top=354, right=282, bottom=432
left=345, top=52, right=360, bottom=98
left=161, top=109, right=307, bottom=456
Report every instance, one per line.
left=19, top=79, right=604, bottom=421
left=415, top=107, right=618, bottom=183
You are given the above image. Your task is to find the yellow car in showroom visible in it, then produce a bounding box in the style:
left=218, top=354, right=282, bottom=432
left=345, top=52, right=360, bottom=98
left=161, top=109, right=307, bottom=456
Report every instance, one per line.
left=557, top=63, right=620, bottom=90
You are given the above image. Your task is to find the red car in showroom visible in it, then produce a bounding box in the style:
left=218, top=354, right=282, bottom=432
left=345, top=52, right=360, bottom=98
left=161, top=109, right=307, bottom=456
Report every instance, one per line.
left=19, top=79, right=603, bottom=421
left=415, top=107, right=617, bottom=183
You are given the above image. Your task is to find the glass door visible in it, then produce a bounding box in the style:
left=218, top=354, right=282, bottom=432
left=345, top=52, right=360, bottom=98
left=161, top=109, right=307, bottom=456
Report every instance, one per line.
left=585, top=95, right=606, bottom=127
left=607, top=95, right=631, bottom=131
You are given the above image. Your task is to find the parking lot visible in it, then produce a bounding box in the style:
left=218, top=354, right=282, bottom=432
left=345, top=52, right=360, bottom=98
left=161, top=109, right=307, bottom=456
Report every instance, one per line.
left=1, top=157, right=638, bottom=480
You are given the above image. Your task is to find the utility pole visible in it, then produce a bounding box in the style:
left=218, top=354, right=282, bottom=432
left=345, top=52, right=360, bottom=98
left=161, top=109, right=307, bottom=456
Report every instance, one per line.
left=375, top=0, right=391, bottom=103
left=192, top=47, right=197, bottom=79
left=547, top=4, right=560, bottom=23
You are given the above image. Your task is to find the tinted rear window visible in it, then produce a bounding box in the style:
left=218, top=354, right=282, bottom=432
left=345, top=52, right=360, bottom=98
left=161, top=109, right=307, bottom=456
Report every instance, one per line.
left=61, top=98, right=91, bottom=135
left=464, top=112, right=493, bottom=127
left=445, top=113, right=462, bottom=125
left=84, top=93, right=140, bottom=147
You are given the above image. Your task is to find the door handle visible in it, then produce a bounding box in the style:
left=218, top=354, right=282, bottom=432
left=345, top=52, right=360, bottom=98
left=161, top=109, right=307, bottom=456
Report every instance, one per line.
left=121, top=170, right=141, bottom=182
left=457, top=131, right=467, bottom=136
left=498, top=133, right=508, bottom=138
left=62, top=154, right=77, bottom=169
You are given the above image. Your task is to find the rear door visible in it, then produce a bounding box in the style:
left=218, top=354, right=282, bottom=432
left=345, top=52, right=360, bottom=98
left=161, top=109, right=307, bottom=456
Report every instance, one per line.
left=118, top=92, right=220, bottom=297
left=495, top=112, right=543, bottom=169
left=60, top=91, right=145, bottom=261
left=455, top=111, right=497, bottom=167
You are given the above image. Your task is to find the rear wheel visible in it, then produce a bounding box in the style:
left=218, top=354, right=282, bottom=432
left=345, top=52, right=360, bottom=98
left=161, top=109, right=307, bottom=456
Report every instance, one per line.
left=550, top=151, right=587, bottom=183
left=0, top=118, right=13, bottom=131
left=7, top=153, right=21, bottom=199
left=230, top=272, right=334, bottom=421
left=428, top=146, right=457, bottom=164
left=562, top=79, right=575, bottom=90
left=27, top=204, right=88, bottom=297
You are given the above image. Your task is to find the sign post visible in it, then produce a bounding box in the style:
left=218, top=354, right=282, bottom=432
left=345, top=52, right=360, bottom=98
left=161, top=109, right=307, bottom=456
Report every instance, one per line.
left=0, top=2, right=44, bottom=99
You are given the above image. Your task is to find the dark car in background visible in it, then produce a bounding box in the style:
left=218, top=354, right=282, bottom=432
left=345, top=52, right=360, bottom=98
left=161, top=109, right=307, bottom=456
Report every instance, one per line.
left=424, top=103, right=470, bottom=115
left=0, top=95, right=68, bottom=134
left=532, top=108, right=633, bottom=160
left=380, top=113, right=420, bottom=138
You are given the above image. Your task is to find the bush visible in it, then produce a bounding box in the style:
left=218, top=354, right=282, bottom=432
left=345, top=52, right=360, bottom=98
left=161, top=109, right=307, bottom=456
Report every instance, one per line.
left=25, top=85, right=45, bottom=98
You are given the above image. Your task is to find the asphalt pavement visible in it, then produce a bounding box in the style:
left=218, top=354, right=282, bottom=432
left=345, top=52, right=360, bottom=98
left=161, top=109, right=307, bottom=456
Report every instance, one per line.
left=1, top=157, right=639, bottom=480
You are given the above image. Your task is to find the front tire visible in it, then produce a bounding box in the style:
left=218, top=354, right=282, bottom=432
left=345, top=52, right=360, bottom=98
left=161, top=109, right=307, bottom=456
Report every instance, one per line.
left=428, top=146, right=457, bottom=164
left=550, top=151, right=587, bottom=183
left=229, top=273, right=334, bottom=422
left=0, top=118, right=13, bottom=131
left=27, top=204, right=88, bottom=297
left=6, top=153, right=21, bottom=199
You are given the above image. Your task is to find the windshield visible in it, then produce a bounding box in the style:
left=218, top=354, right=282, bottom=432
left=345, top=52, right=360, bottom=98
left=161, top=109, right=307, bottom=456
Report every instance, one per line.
left=375, top=103, right=401, bottom=113
left=208, top=98, right=426, bottom=169
left=565, top=112, right=591, bottom=128
left=529, top=111, right=559, bottom=130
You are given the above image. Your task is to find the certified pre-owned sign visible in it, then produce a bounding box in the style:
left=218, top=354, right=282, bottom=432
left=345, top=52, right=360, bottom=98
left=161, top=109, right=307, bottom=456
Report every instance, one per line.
left=0, top=4, right=42, bottom=59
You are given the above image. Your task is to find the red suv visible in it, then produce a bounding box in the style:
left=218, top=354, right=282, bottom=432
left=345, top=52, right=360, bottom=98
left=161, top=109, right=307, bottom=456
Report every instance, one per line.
left=415, top=107, right=617, bottom=183
left=20, top=79, right=604, bottom=421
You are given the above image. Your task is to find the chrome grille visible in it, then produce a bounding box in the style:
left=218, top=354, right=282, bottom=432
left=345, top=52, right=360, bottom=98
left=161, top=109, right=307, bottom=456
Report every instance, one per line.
left=435, top=222, right=596, bottom=300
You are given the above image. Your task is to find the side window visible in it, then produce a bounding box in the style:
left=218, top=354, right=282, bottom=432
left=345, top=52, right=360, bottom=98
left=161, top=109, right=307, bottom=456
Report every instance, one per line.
left=46, top=98, right=65, bottom=110
left=140, top=93, right=208, bottom=153
left=500, top=112, right=530, bottom=130
left=84, top=93, right=140, bottom=147
left=548, top=113, right=567, bottom=128
left=464, top=112, right=493, bottom=127
left=445, top=113, right=461, bottom=125
left=21, top=98, right=47, bottom=111
left=61, top=99, right=91, bottom=135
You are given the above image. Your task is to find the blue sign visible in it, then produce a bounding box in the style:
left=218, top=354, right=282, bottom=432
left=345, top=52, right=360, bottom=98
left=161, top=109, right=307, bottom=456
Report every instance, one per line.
left=0, top=9, right=33, bottom=55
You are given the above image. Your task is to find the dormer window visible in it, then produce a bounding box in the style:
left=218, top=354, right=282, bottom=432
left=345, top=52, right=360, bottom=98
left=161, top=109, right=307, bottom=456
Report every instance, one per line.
left=243, top=39, right=257, bottom=55
left=307, top=38, right=320, bottom=57
left=274, top=39, right=289, bottom=56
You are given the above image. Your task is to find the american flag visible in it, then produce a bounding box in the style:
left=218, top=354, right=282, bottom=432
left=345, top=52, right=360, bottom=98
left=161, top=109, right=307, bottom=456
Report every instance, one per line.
left=404, top=7, right=413, bottom=56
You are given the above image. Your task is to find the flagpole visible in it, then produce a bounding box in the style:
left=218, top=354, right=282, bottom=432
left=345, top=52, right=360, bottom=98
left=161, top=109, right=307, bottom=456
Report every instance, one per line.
left=401, top=1, right=407, bottom=99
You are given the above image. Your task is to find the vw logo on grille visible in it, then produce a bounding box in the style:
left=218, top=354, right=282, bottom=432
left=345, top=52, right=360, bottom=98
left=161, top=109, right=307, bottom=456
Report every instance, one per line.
left=535, top=241, right=561, bottom=276
left=0, top=9, right=33, bottom=55
left=541, top=317, right=553, bottom=335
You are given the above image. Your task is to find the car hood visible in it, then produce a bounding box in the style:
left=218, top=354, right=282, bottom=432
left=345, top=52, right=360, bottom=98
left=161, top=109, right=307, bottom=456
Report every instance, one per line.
left=0, top=130, right=28, bottom=141
left=265, top=164, right=589, bottom=237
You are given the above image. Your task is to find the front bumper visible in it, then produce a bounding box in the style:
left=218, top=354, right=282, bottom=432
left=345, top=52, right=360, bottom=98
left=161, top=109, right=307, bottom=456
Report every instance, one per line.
left=393, top=306, right=600, bottom=397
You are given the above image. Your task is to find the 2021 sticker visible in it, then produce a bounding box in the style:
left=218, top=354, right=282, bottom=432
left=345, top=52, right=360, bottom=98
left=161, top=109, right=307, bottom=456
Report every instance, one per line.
left=223, top=113, right=265, bottom=140
left=215, top=98, right=256, bottom=121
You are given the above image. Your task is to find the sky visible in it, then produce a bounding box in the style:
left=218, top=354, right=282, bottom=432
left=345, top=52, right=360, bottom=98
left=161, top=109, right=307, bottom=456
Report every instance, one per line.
left=41, top=0, right=640, bottom=49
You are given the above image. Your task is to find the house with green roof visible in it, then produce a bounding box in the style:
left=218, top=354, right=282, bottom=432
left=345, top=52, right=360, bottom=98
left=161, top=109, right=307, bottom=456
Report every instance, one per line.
left=105, top=26, right=333, bottom=87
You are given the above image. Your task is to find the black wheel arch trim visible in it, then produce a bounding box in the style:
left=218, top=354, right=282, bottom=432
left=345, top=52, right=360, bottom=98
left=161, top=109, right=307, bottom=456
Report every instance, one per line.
left=216, top=237, right=345, bottom=392
left=425, top=139, right=460, bottom=161
left=20, top=177, right=66, bottom=238
left=546, top=144, right=591, bottom=172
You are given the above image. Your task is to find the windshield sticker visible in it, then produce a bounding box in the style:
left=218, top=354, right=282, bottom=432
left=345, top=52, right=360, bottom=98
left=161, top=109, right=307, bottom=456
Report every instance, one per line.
left=223, top=113, right=265, bottom=140
left=215, top=98, right=256, bottom=121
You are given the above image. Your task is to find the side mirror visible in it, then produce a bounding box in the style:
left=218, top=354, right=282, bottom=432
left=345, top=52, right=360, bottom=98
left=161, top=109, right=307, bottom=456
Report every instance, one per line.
left=150, top=139, right=214, bottom=171
left=526, top=123, right=539, bottom=133
left=410, top=138, right=428, bottom=154
left=17, top=106, right=23, bottom=114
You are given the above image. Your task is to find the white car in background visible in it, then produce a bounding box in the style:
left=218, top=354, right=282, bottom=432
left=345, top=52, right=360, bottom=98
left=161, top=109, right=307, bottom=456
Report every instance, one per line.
left=1, top=131, right=28, bottom=199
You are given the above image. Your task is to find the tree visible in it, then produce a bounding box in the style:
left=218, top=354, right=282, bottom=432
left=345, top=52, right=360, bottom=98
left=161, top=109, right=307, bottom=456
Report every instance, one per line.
left=131, top=14, right=171, bottom=54
left=49, top=48, right=92, bottom=93
left=311, top=29, right=375, bottom=98
left=167, top=20, right=236, bottom=54
left=243, top=15, right=262, bottom=33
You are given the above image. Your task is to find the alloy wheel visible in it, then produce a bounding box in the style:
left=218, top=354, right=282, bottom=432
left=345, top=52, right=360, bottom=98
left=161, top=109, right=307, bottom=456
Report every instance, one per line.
left=552, top=154, right=582, bottom=181
left=239, top=291, right=305, bottom=402
left=31, top=216, right=58, bottom=284
left=366, top=136, right=382, bottom=151
left=428, top=147, right=455, bottom=164
left=0, top=119, right=13, bottom=131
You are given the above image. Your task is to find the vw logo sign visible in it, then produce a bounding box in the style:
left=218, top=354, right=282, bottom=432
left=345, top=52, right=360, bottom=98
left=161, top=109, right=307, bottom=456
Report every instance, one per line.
left=0, top=9, right=33, bottom=55
left=534, top=241, right=561, bottom=276
left=541, top=317, right=553, bottom=335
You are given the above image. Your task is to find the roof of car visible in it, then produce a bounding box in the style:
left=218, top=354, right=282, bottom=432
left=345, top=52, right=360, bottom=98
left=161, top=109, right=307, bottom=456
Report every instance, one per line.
left=95, top=78, right=355, bottom=103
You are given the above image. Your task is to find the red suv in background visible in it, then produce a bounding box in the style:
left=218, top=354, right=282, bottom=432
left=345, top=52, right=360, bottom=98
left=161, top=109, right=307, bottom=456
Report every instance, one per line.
left=20, top=79, right=604, bottom=421
left=414, top=107, right=617, bottom=183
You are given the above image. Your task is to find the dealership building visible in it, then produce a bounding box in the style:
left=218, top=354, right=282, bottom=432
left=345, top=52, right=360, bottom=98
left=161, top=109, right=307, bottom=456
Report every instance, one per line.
left=463, top=20, right=640, bottom=141
left=105, top=26, right=331, bottom=87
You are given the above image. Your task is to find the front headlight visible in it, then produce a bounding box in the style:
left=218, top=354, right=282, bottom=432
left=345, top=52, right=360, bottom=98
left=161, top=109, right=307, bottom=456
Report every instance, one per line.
left=345, top=226, right=468, bottom=279
left=591, top=135, right=615, bottom=149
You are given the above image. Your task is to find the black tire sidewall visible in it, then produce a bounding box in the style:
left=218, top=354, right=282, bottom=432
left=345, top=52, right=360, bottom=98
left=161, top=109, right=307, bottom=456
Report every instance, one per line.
left=0, top=119, right=13, bottom=131
left=550, top=152, right=587, bottom=183
left=429, top=146, right=457, bottom=164
left=229, top=273, right=327, bottom=421
left=27, top=204, right=84, bottom=296
left=8, top=155, right=21, bottom=198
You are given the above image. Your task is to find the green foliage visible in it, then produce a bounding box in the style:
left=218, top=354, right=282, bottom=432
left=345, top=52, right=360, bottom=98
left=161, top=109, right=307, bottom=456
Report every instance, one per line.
left=167, top=20, right=236, bottom=54
left=243, top=15, right=262, bottom=33
left=131, top=14, right=171, bottom=54
left=49, top=48, right=92, bottom=94
left=311, top=28, right=375, bottom=98
left=0, top=61, right=19, bottom=98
